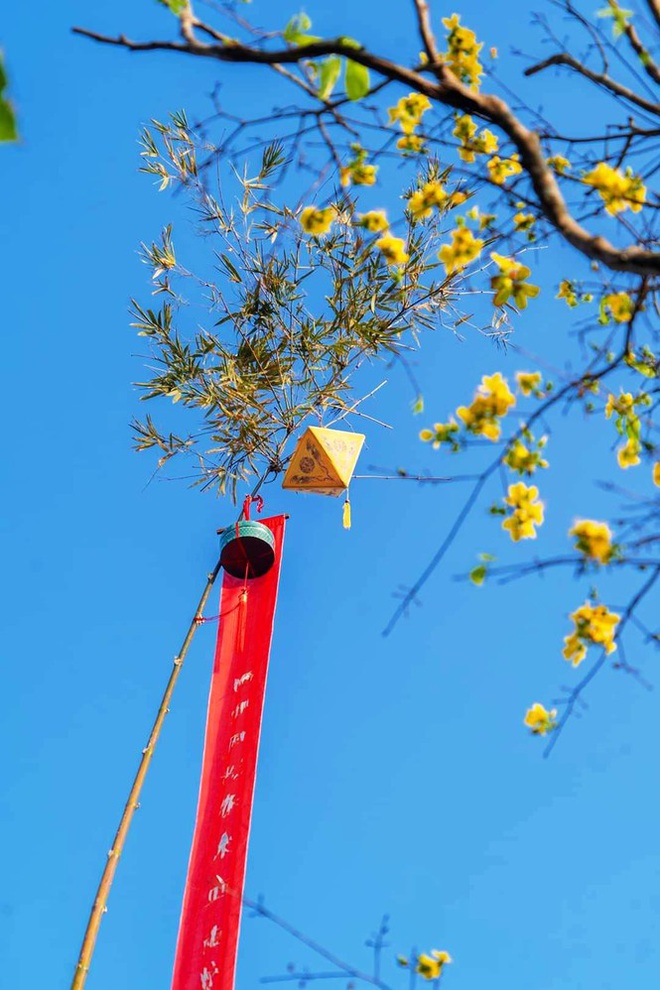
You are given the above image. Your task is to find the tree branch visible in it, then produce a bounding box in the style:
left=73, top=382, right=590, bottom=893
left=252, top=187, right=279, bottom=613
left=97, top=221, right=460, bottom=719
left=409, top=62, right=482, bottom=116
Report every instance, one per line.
left=411, top=0, right=439, bottom=65
left=645, top=0, right=660, bottom=33
left=72, top=24, right=660, bottom=276
left=524, top=52, right=660, bottom=117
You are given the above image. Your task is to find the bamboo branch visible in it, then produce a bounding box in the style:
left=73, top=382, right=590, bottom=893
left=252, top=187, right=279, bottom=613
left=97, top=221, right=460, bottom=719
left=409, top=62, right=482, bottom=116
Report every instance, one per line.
left=70, top=554, right=223, bottom=990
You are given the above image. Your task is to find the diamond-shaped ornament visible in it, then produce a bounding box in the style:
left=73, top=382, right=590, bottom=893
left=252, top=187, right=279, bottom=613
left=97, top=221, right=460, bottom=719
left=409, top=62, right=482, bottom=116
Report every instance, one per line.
left=282, top=426, right=365, bottom=496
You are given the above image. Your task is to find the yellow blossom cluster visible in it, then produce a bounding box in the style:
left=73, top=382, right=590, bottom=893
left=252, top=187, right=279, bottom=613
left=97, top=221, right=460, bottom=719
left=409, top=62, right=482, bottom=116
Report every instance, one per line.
left=569, top=520, right=614, bottom=564
left=375, top=234, right=409, bottom=266
left=547, top=155, right=571, bottom=174
left=300, top=205, right=335, bottom=235
left=605, top=391, right=643, bottom=469
left=408, top=180, right=449, bottom=219
left=524, top=703, right=557, bottom=736
left=419, top=419, right=460, bottom=450
left=457, top=372, right=515, bottom=440
left=563, top=602, right=620, bottom=666
left=442, top=13, right=484, bottom=89
left=416, top=951, right=453, bottom=980
left=388, top=92, right=432, bottom=153
left=453, top=113, right=498, bottom=162
left=513, top=211, right=535, bottom=235
left=439, top=226, right=484, bottom=274
left=354, top=212, right=409, bottom=269
left=487, top=154, right=522, bottom=185
left=340, top=145, right=378, bottom=187
left=583, top=162, right=646, bottom=215
left=466, top=205, right=497, bottom=230
left=515, top=371, right=543, bottom=397
left=502, top=482, right=544, bottom=541
left=556, top=280, right=578, bottom=307
left=490, top=253, right=540, bottom=309
left=654, top=462, right=660, bottom=486
left=357, top=210, right=389, bottom=233
left=602, top=291, right=634, bottom=323
left=504, top=437, right=548, bottom=475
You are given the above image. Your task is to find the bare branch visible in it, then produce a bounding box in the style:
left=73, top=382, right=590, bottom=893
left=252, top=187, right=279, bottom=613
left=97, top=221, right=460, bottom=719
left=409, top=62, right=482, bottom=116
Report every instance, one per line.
left=645, top=0, right=660, bottom=33
left=524, top=52, right=660, bottom=117
left=411, top=0, right=439, bottom=65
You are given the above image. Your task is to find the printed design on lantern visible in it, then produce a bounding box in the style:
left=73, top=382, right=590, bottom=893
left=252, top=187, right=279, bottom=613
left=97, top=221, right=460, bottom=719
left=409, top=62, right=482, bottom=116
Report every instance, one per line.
left=289, top=436, right=336, bottom=485
left=282, top=427, right=365, bottom=494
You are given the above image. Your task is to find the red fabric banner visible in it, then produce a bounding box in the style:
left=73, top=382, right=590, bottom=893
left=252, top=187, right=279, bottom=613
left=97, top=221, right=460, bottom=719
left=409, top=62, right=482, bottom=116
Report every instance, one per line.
left=171, top=515, right=286, bottom=990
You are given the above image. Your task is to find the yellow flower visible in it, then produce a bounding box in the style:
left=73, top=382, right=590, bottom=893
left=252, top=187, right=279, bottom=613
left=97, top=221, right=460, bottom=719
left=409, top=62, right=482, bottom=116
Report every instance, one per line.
left=447, top=190, right=468, bottom=209
left=438, top=226, right=484, bottom=274
left=602, top=292, right=634, bottom=323
left=515, top=371, right=542, bottom=397
left=376, top=234, right=409, bottom=266
left=502, top=482, right=544, bottom=541
left=419, top=419, right=459, bottom=449
left=513, top=211, right=535, bottom=233
left=416, top=950, right=452, bottom=980
left=504, top=438, right=548, bottom=475
left=300, top=206, right=335, bottom=235
left=562, top=632, right=587, bottom=667
left=605, top=391, right=634, bottom=419
left=453, top=113, right=498, bottom=162
left=358, top=210, right=389, bottom=232
left=388, top=92, right=432, bottom=134
left=556, top=280, right=578, bottom=307
left=583, top=162, right=646, bottom=215
left=654, top=462, right=660, bottom=486
left=408, top=180, right=447, bottom=219
left=617, top=438, right=641, bottom=469
left=563, top=602, right=620, bottom=666
left=397, top=133, right=426, bottom=153
left=570, top=520, right=613, bottom=564
left=490, top=253, right=540, bottom=309
left=547, top=155, right=571, bottom=174
left=442, top=14, right=484, bottom=89
left=487, top=154, right=522, bottom=185
left=340, top=162, right=377, bottom=187
left=524, top=703, right=557, bottom=736
left=457, top=372, right=515, bottom=442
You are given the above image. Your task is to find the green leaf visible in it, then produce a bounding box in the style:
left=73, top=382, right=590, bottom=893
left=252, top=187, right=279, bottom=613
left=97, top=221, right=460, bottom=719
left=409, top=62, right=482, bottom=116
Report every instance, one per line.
left=218, top=253, right=242, bottom=283
left=345, top=58, right=370, bottom=100
left=0, top=99, right=17, bottom=142
left=157, top=0, right=188, bottom=14
left=470, top=565, right=487, bottom=586
left=318, top=56, right=342, bottom=100
left=0, top=54, right=17, bottom=143
left=284, top=13, right=320, bottom=45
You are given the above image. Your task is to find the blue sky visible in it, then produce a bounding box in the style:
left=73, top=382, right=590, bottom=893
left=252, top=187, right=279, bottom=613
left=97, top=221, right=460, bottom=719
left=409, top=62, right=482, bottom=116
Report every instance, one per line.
left=2, top=2, right=659, bottom=989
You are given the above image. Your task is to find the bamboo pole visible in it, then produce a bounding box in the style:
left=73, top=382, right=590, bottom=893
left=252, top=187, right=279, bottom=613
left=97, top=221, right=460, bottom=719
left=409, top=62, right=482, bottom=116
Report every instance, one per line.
left=70, top=556, right=223, bottom=990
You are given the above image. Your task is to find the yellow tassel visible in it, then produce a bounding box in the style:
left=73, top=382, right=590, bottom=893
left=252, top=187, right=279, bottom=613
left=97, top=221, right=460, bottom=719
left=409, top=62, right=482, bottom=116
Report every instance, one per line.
left=342, top=498, right=351, bottom=530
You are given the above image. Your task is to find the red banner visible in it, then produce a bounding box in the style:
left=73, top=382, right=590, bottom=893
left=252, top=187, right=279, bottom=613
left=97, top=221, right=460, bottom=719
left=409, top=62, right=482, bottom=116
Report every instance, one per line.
left=171, top=515, right=286, bottom=990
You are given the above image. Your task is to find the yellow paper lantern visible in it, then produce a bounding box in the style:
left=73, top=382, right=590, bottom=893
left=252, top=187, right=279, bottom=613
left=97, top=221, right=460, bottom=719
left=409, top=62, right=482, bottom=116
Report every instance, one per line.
left=282, top=426, right=365, bottom=496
